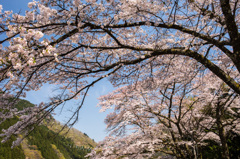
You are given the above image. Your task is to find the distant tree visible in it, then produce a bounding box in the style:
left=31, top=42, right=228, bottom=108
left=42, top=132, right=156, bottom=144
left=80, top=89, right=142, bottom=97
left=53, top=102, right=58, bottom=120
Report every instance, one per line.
left=84, top=133, right=89, bottom=137
left=0, top=1, right=240, bottom=155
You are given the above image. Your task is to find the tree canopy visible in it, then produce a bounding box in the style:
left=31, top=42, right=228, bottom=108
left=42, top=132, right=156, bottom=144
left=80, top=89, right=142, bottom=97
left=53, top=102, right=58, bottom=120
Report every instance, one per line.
left=0, top=0, right=240, bottom=158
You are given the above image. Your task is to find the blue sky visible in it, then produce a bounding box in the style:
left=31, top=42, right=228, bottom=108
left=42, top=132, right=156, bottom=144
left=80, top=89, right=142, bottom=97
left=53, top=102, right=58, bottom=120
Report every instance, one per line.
left=1, top=0, right=114, bottom=142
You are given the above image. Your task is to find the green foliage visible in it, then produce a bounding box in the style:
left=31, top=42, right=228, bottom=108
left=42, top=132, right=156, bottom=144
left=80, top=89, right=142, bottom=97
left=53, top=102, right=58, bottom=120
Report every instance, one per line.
left=199, top=132, right=240, bottom=159
left=200, top=140, right=221, bottom=159
left=226, top=132, right=240, bottom=158
left=0, top=118, right=25, bottom=159
left=14, top=99, right=35, bottom=110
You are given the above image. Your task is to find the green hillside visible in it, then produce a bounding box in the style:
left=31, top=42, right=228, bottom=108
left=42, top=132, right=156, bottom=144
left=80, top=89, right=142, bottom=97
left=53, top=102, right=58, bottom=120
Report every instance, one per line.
left=46, top=120, right=97, bottom=148
left=0, top=99, right=96, bottom=159
left=0, top=117, right=25, bottom=159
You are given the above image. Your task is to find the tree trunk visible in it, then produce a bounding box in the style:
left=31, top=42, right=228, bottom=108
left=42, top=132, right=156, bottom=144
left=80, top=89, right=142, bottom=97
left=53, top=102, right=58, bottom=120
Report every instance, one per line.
left=216, top=103, right=230, bottom=159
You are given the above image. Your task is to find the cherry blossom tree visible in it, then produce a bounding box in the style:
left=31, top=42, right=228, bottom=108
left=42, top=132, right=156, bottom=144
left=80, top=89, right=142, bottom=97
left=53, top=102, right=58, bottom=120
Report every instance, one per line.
left=88, top=59, right=240, bottom=158
left=0, top=0, right=240, bottom=153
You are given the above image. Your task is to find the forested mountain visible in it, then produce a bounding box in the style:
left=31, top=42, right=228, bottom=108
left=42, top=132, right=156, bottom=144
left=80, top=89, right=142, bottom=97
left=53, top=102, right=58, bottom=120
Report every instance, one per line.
left=0, top=99, right=96, bottom=159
